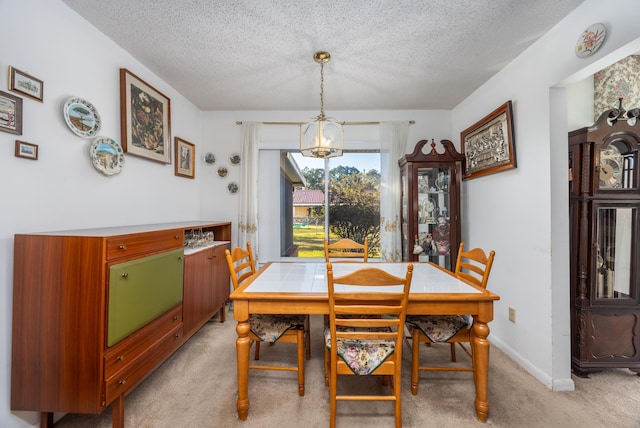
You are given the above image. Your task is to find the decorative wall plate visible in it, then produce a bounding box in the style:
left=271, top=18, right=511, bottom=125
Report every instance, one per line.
left=575, top=23, right=606, bottom=58
left=227, top=181, right=239, bottom=194
left=203, top=152, right=216, bottom=165
left=63, top=97, right=101, bottom=138
left=90, top=136, right=124, bottom=176
left=230, top=153, right=241, bottom=166
left=217, top=166, right=228, bottom=178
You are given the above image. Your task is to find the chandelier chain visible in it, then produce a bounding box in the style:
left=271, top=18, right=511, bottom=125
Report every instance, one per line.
left=319, top=61, right=325, bottom=118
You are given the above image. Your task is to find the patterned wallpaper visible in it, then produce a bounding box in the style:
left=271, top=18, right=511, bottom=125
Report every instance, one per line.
left=594, top=55, right=640, bottom=119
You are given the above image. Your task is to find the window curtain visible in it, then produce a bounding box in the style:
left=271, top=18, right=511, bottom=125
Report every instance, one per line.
left=379, top=121, right=409, bottom=262
left=238, top=122, right=262, bottom=259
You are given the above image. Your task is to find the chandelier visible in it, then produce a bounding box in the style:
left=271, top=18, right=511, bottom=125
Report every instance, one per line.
left=300, top=51, right=343, bottom=158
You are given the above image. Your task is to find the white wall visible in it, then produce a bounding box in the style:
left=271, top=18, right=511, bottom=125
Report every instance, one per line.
left=0, top=1, right=206, bottom=426
left=451, top=0, right=640, bottom=391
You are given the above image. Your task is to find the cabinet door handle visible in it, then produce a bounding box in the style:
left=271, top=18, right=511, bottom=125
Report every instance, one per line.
left=116, top=355, right=124, bottom=362
left=173, top=316, right=179, bottom=321
left=208, top=255, right=215, bottom=260
left=177, top=256, right=182, bottom=261
left=175, top=333, right=181, bottom=339
left=119, top=380, right=126, bottom=386
left=119, top=245, right=127, bottom=250
left=175, top=235, right=181, bottom=240
left=121, top=273, right=129, bottom=279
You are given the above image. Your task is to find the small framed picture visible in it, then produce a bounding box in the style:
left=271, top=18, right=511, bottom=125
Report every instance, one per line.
left=175, top=137, right=195, bottom=178
left=15, top=140, right=38, bottom=160
left=9, top=66, right=44, bottom=102
left=0, top=90, right=23, bottom=135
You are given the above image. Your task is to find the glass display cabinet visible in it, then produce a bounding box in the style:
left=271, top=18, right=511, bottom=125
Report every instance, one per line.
left=568, top=103, right=640, bottom=377
left=399, top=139, right=464, bottom=269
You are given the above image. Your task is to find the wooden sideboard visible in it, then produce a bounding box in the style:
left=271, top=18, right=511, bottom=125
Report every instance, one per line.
left=10, top=221, right=231, bottom=428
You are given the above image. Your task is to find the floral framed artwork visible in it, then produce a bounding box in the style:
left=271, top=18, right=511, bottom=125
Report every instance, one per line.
left=120, top=68, right=171, bottom=163
left=15, top=140, right=38, bottom=160
left=175, top=137, right=195, bottom=178
left=460, top=100, right=516, bottom=180
left=0, top=90, right=23, bottom=135
left=9, top=66, right=43, bottom=102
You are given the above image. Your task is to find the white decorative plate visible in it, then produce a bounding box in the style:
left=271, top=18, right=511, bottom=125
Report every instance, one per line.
left=227, top=181, right=239, bottom=194
left=203, top=152, right=216, bottom=165
left=63, top=97, right=102, bottom=138
left=90, top=137, right=125, bottom=176
left=230, top=153, right=241, bottom=166
left=575, top=23, right=606, bottom=58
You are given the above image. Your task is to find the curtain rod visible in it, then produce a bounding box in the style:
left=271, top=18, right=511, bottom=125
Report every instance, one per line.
left=235, top=120, right=415, bottom=125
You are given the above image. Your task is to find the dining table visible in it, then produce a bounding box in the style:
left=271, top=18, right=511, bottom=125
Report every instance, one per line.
left=229, top=261, right=500, bottom=422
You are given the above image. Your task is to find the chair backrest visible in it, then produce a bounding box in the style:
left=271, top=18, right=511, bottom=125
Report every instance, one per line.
left=225, top=242, right=256, bottom=290
left=324, top=237, right=368, bottom=263
left=326, top=262, right=413, bottom=363
left=454, top=242, right=495, bottom=289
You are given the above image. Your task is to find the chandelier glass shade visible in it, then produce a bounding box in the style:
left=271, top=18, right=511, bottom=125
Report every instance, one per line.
left=300, top=51, right=343, bottom=158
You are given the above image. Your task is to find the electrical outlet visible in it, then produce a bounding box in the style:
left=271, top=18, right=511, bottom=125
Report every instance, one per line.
left=508, top=306, right=516, bottom=323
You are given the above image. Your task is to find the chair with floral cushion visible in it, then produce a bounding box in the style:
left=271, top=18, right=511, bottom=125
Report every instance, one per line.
left=225, top=242, right=310, bottom=396
left=325, top=262, right=413, bottom=428
left=407, top=242, right=495, bottom=395
left=324, top=237, right=368, bottom=262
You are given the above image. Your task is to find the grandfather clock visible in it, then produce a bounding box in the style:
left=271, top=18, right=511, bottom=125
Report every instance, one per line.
left=569, top=101, right=640, bottom=377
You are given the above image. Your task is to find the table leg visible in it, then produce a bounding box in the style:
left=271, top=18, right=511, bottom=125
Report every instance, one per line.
left=236, top=318, right=251, bottom=420
left=472, top=319, right=490, bottom=422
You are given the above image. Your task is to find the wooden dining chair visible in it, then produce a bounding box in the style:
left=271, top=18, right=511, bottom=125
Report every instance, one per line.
left=325, top=262, right=413, bottom=428
left=225, top=242, right=311, bottom=396
left=407, top=242, right=495, bottom=395
left=324, top=237, right=369, bottom=262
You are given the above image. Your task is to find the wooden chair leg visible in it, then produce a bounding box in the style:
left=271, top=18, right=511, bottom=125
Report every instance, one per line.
left=254, top=340, right=261, bottom=360
left=305, top=316, right=311, bottom=360
left=411, top=329, right=420, bottom=395
left=450, top=342, right=457, bottom=362
left=324, top=346, right=330, bottom=386
left=297, top=329, right=305, bottom=396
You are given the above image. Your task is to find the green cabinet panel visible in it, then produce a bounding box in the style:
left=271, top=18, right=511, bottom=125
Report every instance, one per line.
left=108, top=249, right=184, bottom=346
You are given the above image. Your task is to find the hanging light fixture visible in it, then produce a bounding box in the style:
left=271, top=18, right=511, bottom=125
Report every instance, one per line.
left=300, top=51, right=343, bottom=158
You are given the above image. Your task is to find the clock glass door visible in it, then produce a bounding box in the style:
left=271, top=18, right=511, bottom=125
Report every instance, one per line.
left=414, top=166, right=452, bottom=268
left=594, top=204, right=637, bottom=300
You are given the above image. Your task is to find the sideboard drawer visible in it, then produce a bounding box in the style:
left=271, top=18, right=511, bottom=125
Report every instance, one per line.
left=105, top=305, right=182, bottom=379
left=107, top=230, right=183, bottom=260
left=104, top=323, right=183, bottom=404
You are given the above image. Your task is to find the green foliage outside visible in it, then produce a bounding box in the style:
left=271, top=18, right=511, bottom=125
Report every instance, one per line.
left=293, top=224, right=338, bottom=258
left=297, top=164, right=380, bottom=257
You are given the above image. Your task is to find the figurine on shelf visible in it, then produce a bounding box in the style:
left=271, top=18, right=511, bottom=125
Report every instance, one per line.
left=413, top=235, right=424, bottom=255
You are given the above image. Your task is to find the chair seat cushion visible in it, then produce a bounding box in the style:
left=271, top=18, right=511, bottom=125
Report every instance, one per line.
left=406, top=314, right=472, bottom=343
left=249, top=314, right=306, bottom=342
left=324, top=323, right=394, bottom=375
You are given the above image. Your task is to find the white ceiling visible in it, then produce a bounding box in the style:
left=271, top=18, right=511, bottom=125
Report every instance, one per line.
left=62, top=0, right=585, bottom=111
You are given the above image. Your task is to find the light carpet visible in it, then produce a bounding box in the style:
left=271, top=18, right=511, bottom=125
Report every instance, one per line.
left=56, top=311, right=640, bottom=427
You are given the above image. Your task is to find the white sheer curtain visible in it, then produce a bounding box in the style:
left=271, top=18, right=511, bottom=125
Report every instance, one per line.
left=379, top=121, right=409, bottom=261
left=238, top=122, right=262, bottom=258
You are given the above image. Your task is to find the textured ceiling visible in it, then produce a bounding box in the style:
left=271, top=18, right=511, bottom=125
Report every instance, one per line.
left=62, top=0, right=585, bottom=111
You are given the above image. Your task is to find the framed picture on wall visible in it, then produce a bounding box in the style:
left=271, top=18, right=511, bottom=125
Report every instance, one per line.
left=9, top=66, right=44, bottom=102
left=460, top=100, right=516, bottom=180
left=15, top=140, right=38, bottom=160
left=120, top=68, right=171, bottom=163
left=174, top=137, right=195, bottom=178
left=0, top=90, right=23, bottom=135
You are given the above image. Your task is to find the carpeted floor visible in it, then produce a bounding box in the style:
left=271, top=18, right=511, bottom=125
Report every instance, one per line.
left=56, top=311, right=640, bottom=427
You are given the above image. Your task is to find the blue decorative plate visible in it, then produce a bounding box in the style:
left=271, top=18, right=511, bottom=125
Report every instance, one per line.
left=90, top=137, right=125, bottom=176
left=64, top=96, right=102, bottom=138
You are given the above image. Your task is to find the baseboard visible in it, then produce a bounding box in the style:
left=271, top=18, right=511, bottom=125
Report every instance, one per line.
left=489, top=336, right=575, bottom=392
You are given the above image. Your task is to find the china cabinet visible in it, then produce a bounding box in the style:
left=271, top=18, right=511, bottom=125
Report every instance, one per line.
left=399, top=139, right=464, bottom=269
left=569, top=104, right=640, bottom=376
left=11, top=221, right=231, bottom=427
